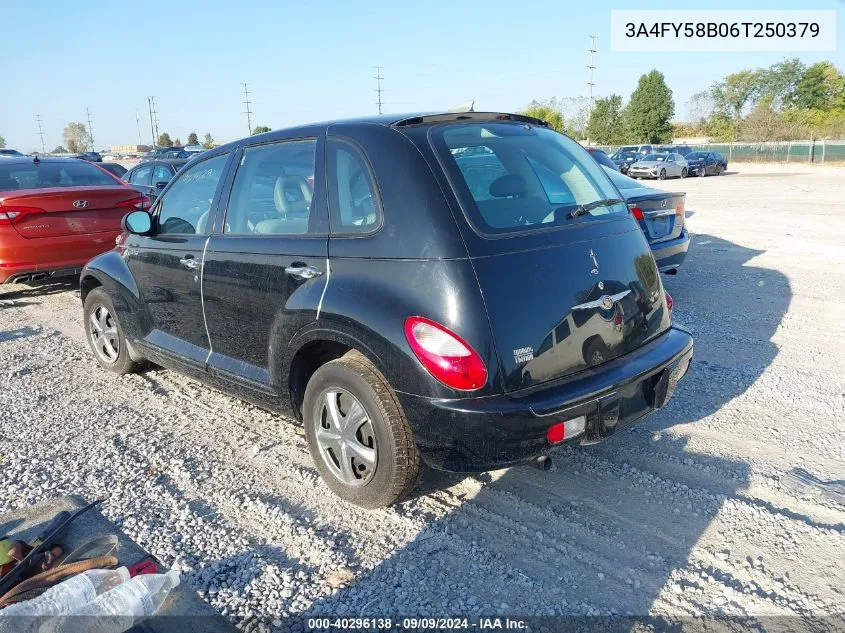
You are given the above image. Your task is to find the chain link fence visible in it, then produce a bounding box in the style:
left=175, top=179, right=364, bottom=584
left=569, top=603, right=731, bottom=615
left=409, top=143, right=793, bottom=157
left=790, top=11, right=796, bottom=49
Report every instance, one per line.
left=596, top=140, right=845, bottom=163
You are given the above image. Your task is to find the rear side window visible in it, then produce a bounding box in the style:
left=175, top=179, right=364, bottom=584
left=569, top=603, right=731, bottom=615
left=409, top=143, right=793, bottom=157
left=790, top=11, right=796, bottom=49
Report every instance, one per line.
left=0, top=161, right=118, bottom=191
left=433, top=123, right=626, bottom=235
left=327, top=139, right=380, bottom=234
left=224, top=139, right=317, bottom=235
left=129, top=165, right=152, bottom=185
left=152, top=165, right=173, bottom=184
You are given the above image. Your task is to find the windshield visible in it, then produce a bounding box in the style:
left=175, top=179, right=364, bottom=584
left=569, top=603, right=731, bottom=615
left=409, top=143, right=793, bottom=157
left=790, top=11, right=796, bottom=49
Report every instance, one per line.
left=641, top=154, right=667, bottom=162
left=433, top=122, right=627, bottom=235
left=0, top=160, right=119, bottom=191
left=686, top=152, right=707, bottom=159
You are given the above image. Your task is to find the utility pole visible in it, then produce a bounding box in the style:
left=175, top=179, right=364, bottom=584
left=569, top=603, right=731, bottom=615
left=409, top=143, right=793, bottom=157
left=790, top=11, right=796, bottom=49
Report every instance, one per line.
left=85, top=107, right=95, bottom=151
left=35, top=114, right=46, bottom=154
left=374, top=66, right=384, bottom=114
left=147, top=96, right=159, bottom=148
left=587, top=35, right=597, bottom=120
left=135, top=110, right=143, bottom=145
left=242, top=83, right=253, bottom=134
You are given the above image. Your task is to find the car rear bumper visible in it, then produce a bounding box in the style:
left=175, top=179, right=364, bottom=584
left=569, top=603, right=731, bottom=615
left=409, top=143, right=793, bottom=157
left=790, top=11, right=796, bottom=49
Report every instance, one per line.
left=651, top=230, right=690, bottom=272
left=628, top=171, right=658, bottom=179
left=397, top=326, right=693, bottom=472
left=0, top=230, right=119, bottom=284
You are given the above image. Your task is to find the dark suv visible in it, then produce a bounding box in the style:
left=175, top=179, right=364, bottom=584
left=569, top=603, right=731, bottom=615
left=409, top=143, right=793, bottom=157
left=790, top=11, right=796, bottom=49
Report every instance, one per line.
left=80, top=112, right=693, bottom=507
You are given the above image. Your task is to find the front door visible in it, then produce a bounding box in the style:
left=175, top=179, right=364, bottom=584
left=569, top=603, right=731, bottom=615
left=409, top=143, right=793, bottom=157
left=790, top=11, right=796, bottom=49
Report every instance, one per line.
left=201, top=137, right=328, bottom=391
left=124, top=151, right=231, bottom=367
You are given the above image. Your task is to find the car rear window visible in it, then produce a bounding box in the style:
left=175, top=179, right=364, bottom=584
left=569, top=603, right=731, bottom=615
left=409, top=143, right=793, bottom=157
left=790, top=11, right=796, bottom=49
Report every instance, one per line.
left=0, top=161, right=118, bottom=191
left=602, top=166, right=643, bottom=191
left=432, top=123, right=627, bottom=235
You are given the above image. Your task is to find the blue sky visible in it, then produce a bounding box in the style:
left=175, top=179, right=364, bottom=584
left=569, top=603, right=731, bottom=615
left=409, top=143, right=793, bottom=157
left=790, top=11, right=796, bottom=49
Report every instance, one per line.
left=3, top=0, right=843, bottom=151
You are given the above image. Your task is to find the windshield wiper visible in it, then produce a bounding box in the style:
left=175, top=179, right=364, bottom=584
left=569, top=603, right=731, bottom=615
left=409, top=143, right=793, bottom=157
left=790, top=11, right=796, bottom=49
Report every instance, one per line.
left=567, top=198, right=623, bottom=219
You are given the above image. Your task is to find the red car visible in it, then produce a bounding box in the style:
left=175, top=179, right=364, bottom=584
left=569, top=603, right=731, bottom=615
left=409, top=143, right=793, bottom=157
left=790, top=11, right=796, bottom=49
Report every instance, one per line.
left=0, top=156, right=148, bottom=284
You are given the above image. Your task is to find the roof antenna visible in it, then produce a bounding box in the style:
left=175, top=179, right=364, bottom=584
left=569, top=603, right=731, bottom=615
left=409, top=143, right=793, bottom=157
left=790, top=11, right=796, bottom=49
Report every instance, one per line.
left=33, top=155, right=40, bottom=164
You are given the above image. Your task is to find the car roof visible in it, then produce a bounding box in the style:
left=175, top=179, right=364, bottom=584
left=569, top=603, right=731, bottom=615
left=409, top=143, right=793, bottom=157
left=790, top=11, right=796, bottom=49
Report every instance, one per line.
left=131, top=159, right=188, bottom=167
left=212, top=111, right=547, bottom=153
left=0, top=156, right=88, bottom=166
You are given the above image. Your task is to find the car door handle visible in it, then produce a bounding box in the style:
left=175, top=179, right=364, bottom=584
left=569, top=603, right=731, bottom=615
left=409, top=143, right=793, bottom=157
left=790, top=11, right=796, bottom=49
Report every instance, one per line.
left=284, top=265, right=322, bottom=280
left=179, top=256, right=200, bottom=270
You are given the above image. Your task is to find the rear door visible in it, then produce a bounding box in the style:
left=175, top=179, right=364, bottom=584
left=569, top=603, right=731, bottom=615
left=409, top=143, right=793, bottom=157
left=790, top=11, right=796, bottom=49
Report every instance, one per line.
left=124, top=151, right=231, bottom=366
left=429, top=122, right=670, bottom=392
left=202, top=137, right=328, bottom=390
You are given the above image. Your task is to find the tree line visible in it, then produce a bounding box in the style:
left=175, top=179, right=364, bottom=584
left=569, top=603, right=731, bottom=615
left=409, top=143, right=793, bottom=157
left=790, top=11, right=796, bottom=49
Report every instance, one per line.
left=523, top=58, right=845, bottom=145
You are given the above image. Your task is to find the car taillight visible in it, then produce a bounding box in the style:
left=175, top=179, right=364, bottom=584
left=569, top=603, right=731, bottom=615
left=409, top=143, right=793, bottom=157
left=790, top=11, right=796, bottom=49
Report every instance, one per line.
left=116, top=195, right=151, bottom=211
left=675, top=200, right=685, bottom=217
left=629, top=206, right=644, bottom=221
left=0, top=206, right=41, bottom=225
left=665, top=291, right=674, bottom=314
left=404, top=316, right=487, bottom=391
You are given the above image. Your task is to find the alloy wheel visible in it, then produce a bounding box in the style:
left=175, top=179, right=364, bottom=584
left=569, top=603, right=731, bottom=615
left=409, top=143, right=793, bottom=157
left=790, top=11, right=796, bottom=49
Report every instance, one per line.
left=315, top=389, right=377, bottom=487
left=89, top=304, right=119, bottom=364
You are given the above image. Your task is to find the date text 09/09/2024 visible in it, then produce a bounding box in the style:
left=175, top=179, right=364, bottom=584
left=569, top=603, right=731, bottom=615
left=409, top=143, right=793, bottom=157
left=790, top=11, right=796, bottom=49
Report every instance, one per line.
left=306, top=617, right=528, bottom=630
left=625, top=22, right=820, bottom=38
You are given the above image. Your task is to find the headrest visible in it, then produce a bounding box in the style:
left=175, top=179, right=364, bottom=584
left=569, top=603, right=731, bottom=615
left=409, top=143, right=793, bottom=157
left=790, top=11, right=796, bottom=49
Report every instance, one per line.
left=489, top=174, right=526, bottom=198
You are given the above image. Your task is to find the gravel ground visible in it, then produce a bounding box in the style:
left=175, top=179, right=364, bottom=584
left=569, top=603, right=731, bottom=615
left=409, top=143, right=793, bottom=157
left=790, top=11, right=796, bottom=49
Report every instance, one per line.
left=1, top=162, right=843, bottom=630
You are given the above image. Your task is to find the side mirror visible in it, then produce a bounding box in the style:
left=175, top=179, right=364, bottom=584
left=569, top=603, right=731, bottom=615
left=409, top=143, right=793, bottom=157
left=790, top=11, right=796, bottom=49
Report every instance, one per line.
left=155, top=181, right=168, bottom=190
left=122, top=210, right=152, bottom=235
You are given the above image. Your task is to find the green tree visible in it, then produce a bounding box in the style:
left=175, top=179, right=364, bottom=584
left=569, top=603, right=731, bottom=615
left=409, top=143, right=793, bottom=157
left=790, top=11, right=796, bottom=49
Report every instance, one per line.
left=0, top=135, right=5, bottom=149
left=252, top=125, right=271, bottom=135
left=187, top=132, right=199, bottom=145
left=520, top=99, right=566, bottom=133
left=625, top=70, right=675, bottom=143
left=741, top=98, right=805, bottom=141
left=586, top=95, right=624, bottom=144
left=711, top=69, right=762, bottom=119
left=202, top=133, right=215, bottom=149
left=63, top=122, right=89, bottom=153
left=173, top=138, right=182, bottom=146
left=788, top=62, right=845, bottom=111
left=52, top=145, right=67, bottom=154
left=759, top=58, right=806, bottom=107
left=157, top=132, right=173, bottom=147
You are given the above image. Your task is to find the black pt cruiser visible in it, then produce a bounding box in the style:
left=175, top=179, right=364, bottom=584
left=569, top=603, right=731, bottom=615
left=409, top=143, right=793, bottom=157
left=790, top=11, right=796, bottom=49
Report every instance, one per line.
left=80, top=112, right=693, bottom=508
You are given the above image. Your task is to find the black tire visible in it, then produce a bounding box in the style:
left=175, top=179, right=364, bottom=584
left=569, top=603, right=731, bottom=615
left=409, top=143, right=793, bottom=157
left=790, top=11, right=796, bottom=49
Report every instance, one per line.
left=698, top=167, right=706, bottom=177
left=658, top=168, right=666, bottom=180
left=83, top=287, right=141, bottom=375
left=303, top=351, right=420, bottom=508
left=583, top=339, right=608, bottom=367
left=681, top=167, right=687, bottom=179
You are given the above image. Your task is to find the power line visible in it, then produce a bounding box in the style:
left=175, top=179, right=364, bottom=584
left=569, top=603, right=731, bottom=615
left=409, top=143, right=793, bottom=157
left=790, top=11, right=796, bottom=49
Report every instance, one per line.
left=587, top=35, right=597, bottom=118
left=35, top=114, right=45, bottom=154
left=242, top=83, right=253, bottom=134
left=147, top=96, right=159, bottom=148
left=374, top=66, right=384, bottom=114
left=85, top=107, right=95, bottom=152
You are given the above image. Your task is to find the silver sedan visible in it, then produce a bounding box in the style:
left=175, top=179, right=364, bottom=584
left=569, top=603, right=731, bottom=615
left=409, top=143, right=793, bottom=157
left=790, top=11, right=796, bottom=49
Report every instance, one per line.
left=627, top=152, right=689, bottom=180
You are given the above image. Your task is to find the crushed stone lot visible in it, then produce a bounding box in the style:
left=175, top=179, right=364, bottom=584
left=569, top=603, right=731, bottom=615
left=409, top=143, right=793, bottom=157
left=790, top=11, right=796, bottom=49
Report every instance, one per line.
left=1, top=162, right=843, bottom=629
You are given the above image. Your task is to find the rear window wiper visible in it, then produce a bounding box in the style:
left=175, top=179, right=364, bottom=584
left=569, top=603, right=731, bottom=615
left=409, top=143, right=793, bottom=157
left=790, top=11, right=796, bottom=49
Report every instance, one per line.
left=567, top=198, right=624, bottom=219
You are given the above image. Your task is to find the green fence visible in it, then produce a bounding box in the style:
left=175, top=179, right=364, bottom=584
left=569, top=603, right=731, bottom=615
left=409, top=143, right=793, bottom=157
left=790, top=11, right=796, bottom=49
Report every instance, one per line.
left=597, top=140, right=845, bottom=163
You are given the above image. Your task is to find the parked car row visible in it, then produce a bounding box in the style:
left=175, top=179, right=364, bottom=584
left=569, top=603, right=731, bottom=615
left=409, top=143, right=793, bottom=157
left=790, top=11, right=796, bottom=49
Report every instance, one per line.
left=608, top=145, right=728, bottom=178
left=1, top=113, right=694, bottom=509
